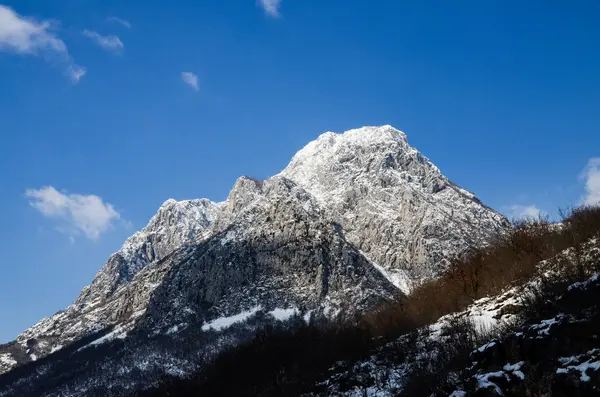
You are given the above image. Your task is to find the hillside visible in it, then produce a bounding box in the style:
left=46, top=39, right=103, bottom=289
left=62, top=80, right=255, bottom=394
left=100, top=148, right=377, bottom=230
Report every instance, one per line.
left=135, top=206, right=600, bottom=397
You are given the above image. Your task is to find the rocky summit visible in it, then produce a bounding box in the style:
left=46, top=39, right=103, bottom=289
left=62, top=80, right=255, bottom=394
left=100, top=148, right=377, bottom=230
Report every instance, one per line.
left=0, top=125, right=508, bottom=397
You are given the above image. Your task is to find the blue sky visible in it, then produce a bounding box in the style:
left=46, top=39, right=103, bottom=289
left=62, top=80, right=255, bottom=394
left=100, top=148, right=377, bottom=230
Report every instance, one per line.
left=0, top=0, right=599, bottom=342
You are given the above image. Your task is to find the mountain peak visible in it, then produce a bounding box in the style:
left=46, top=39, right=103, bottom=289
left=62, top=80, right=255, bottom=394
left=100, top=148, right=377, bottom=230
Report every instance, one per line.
left=304, top=125, right=407, bottom=155
left=341, top=124, right=407, bottom=140
left=160, top=198, right=178, bottom=208
left=279, top=125, right=438, bottom=204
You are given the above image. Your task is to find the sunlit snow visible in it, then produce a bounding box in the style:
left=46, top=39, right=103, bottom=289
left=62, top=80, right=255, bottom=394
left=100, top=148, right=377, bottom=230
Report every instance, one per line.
left=201, top=306, right=262, bottom=331
left=268, top=308, right=299, bottom=321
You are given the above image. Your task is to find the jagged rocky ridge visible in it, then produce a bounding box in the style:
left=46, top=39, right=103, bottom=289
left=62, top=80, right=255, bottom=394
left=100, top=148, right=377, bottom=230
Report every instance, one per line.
left=0, top=125, right=508, bottom=396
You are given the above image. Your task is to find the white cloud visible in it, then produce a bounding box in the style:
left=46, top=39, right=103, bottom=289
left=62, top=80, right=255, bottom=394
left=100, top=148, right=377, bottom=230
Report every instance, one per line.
left=507, top=205, right=543, bottom=220
left=0, top=5, right=85, bottom=82
left=181, top=72, right=199, bottom=91
left=106, top=16, right=131, bottom=29
left=580, top=158, right=600, bottom=205
left=25, top=186, right=120, bottom=240
left=257, top=0, right=282, bottom=18
left=68, top=65, right=86, bottom=82
left=82, top=30, right=124, bottom=54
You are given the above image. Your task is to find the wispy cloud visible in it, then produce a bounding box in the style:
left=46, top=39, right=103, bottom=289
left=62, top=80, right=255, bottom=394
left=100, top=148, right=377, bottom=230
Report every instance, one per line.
left=82, top=30, right=124, bottom=54
left=25, top=186, right=120, bottom=240
left=106, top=16, right=131, bottom=29
left=181, top=72, right=199, bottom=91
left=580, top=158, right=600, bottom=205
left=257, top=0, right=282, bottom=18
left=68, top=66, right=86, bottom=82
left=506, top=205, right=543, bottom=220
left=0, top=5, right=85, bottom=82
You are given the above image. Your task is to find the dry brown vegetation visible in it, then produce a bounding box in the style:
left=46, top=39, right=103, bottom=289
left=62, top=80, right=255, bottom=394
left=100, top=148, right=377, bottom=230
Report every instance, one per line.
left=365, top=205, right=600, bottom=337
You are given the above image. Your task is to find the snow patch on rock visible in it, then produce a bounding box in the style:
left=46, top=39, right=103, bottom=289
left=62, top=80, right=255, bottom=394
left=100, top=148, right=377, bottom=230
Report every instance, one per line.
left=268, top=308, right=299, bottom=321
left=201, top=306, right=262, bottom=332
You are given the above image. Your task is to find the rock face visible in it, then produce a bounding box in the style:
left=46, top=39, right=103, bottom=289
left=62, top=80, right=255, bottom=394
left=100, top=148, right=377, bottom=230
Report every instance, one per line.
left=0, top=125, right=509, bottom=396
left=280, top=125, right=507, bottom=290
left=142, top=176, right=399, bottom=332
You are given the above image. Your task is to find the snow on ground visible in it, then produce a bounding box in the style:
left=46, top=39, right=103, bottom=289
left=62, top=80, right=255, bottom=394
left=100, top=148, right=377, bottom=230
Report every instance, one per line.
left=475, top=371, right=508, bottom=394
left=201, top=306, right=262, bottom=331
left=316, top=355, right=408, bottom=397
left=77, top=326, right=128, bottom=351
left=268, top=308, right=299, bottom=321
left=557, top=348, right=600, bottom=382
left=303, top=310, right=313, bottom=323
left=529, top=314, right=564, bottom=336
left=476, top=341, right=497, bottom=353
left=503, top=361, right=525, bottom=380
left=558, top=349, right=600, bottom=366
left=557, top=360, right=600, bottom=382
left=165, top=323, right=187, bottom=335
left=361, top=250, right=412, bottom=295
left=431, top=286, right=522, bottom=338
left=567, top=272, right=599, bottom=291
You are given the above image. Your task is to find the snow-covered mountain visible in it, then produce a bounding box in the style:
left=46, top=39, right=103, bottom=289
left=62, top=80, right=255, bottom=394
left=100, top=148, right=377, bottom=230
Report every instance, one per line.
left=0, top=125, right=509, bottom=396
left=281, top=125, right=507, bottom=290
left=0, top=198, right=224, bottom=373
